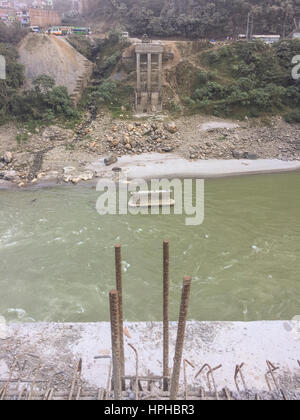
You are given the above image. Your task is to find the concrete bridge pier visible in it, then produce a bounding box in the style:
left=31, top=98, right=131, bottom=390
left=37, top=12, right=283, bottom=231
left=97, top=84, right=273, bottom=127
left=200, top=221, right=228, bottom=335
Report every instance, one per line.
left=135, top=43, right=164, bottom=113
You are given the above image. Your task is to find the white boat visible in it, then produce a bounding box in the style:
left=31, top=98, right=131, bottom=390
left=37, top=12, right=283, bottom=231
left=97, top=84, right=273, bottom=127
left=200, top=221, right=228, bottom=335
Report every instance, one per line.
left=128, top=190, right=175, bottom=208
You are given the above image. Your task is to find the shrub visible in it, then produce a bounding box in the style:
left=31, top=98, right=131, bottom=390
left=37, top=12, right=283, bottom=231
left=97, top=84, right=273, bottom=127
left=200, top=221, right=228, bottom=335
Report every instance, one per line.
left=248, top=88, right=272, bottom=109
left=196, top=70, right=208, bottom=85
left=6, top=75, right=77, bottom=123
left=92, top=80, right=117, bottom=104
left=96, top=51, right=122, bottom=78
left=192, top=81, right=224, bottom=101
left=284, top=110, right=300, bottom=123
left=208, top=51, right=218, bottom=65
left=185, top=39, right=300, bottom=119
left=0, top=22, right=28, bottom=44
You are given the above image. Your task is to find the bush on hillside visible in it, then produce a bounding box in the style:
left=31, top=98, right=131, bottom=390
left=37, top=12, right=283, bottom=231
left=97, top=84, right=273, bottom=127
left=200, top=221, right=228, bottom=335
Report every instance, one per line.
left=185, top=40, right=300, bottom=119
left=284, top=109, right=300, bottom=123
left=0, top=22, right=28, bottom=44
left=92, top=80, right=117, bottom=104
left=1, top=70, right=77, bottom=125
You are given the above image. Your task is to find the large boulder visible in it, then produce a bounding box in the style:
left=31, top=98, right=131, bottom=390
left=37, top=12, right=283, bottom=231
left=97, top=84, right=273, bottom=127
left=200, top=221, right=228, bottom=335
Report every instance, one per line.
left=232, top=150, right=243, bottom=159
left=0, top=170, right=18, bottom=181
left=164, top=121, right=178, bottom=134
left=3, top=151, right=13, bottom=164
left=243, top=152, right=259, bottom=160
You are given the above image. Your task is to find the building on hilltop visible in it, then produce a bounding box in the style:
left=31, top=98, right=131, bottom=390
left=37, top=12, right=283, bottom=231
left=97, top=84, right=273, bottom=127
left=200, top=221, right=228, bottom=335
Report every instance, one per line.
left=251, top=34, right=281, bottom=44
left=31, top=0, right=53, bottom=9
left=288, top=29, right=300, bottom=39
left=0, top=0, right=60, bottom=26
left=29, top=7, right=60, bottom=27
left=238, top=34, right=281, bottom=44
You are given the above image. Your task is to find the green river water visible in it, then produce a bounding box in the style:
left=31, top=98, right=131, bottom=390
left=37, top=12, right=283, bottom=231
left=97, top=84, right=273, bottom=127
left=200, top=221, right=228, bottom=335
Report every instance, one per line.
left=0, top=172, right=299, bottom=322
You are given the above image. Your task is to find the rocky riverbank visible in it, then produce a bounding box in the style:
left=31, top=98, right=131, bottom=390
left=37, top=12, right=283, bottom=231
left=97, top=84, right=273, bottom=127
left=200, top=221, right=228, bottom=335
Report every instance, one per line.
left=0, top=113, right=299, bottom=188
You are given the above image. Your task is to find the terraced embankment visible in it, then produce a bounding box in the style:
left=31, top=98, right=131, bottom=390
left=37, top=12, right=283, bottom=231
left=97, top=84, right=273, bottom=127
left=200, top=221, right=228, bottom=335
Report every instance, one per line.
left=18, top=33, right=93, bottom=105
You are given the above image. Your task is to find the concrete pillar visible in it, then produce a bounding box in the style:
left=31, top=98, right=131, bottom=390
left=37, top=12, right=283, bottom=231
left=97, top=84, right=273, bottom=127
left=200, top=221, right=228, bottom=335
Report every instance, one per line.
left=158, top=52, right=163, bottom=92
left=147, top=53, right=152, bottom=92
left=136, top=53, right=141, bottom=91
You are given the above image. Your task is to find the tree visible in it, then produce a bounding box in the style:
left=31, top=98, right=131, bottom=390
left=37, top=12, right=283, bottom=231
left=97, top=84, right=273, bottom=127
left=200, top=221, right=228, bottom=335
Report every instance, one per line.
left=33, top=75, right=56, bottom=94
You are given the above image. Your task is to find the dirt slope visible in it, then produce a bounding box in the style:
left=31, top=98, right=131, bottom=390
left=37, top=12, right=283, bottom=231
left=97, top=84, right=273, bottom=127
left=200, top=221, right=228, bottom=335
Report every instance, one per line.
left=18, top=34, right=93, bottom=102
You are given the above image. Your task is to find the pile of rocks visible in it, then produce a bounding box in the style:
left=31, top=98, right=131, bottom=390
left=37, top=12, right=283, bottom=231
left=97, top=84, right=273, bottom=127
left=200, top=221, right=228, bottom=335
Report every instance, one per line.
left=103, top=120, right=180, bottom=156
left=1, top=112, right=299, bottom=188
left=0, top=151, right=13, bottom=166
left=42, top=126, right=74, bottom=143
left=0, top=152, right=20, bottom=183
left=183, top=120, right=300, bottom=161
left=187, top=134, right=239, bottom=160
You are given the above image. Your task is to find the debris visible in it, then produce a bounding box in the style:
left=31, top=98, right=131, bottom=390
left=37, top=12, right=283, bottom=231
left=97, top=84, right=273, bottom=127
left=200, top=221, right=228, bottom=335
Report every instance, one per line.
left=124, top=327, right=131, bottom=339
left=3, top=152, right=13, bottom=164
left=104, top=155, right=118, bottom=166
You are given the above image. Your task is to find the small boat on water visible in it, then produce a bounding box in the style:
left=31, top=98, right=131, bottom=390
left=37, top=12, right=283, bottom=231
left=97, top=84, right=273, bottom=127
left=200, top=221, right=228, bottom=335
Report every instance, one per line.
left=128, top=190, right=175, bottom=208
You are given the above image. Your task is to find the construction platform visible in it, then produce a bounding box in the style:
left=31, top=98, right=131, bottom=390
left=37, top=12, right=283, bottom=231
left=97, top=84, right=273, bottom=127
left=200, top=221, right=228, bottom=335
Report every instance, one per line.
left=0, top=321, right=299, bottom=400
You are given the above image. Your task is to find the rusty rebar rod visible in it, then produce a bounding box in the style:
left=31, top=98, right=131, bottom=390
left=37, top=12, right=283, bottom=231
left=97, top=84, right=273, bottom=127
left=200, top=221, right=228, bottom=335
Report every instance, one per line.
left=170, top=276, right=192, bottom=400
left=98, top=388, right=105, bottom=400
left=105, top=361, right=112, bottom=400
left=223, top=387, right=232, bottom=400
left=68, top=359, right=82, bottom=401
left=195, top=363, right=222, bottom=400
left=128, top=343, right=139, bottom=400
left=17, top=387, right=26, bottom=400
left=163, top=239, right=170, bottom=391
left=265, top=360, right=280, bottom=393
left=109, top=290, right=122, bottom=400
left=183, top=359, right=195, bottom=400
left=234, top=363, right=247, bottom=394
left=27, top=362, right=41, bottom=401
left=0, top=361, right=17, bottom=400
left=115, top=244, right=125, bottom=388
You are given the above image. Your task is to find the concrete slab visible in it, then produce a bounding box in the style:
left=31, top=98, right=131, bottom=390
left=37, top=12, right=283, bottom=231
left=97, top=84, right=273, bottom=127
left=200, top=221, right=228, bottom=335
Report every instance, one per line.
left=0, top=321, right=299, bottom=396
left=88, top=153, right=300, bottom=180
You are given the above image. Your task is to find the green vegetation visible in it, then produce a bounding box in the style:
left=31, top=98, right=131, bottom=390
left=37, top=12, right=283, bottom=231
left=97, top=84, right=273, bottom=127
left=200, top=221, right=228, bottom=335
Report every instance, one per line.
left=16, top=132, right=29, bottom=145
left=0, top=45, right=77, bottom=126
left=92, top=80, right=134, bottom=117
left=78, top=30, right=134, bottom=117
left=1, top=12, right=299, bottom=127
left=67, top=34, right=95, bottom=61
left=285, top=109, right=300, bottom=122
left=0, top=22, right=28, bottom=44
left=0, top=26, right=132, bottom=127
left=0, top=43, right=25, bottom=125
left=10, top=75, right=78, bottom=124
left=92, top=30, right=130, bottom=77
left=0, top=22, right=78, bottom=127
left=83, top=0, right=300, bottom=39
left=182, top=40, right=300, bottom=119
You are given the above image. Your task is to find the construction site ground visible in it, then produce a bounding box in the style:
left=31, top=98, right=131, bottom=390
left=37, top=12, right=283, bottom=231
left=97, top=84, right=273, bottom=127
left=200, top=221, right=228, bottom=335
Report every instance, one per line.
left=0, top=321, right=299, bottom=400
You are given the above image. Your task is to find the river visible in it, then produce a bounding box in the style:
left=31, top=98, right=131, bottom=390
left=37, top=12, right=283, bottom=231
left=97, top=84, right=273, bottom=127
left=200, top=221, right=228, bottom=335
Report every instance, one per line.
left=0, top=172, right=299, bottom=322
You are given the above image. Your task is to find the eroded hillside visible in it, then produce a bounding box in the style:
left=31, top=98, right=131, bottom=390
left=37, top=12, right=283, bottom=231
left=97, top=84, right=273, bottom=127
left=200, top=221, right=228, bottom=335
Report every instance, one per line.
left=18, top=34, right=94, bottom=104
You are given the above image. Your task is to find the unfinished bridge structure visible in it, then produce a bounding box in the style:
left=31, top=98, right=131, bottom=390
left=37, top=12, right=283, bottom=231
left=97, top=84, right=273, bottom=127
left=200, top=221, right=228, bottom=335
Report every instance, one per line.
left=0, top=241, right=299, bottom=400
left=135, top=42, right=164, bottom=113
